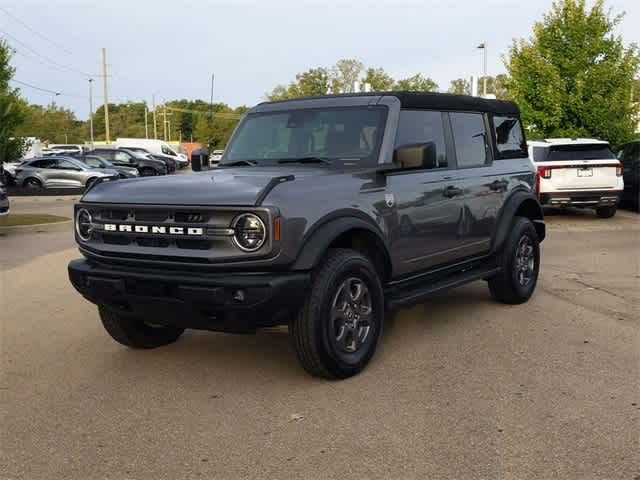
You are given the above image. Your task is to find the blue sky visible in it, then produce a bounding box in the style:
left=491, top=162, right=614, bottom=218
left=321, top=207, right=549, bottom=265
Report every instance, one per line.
left=2, top=0, right=638, bottom=119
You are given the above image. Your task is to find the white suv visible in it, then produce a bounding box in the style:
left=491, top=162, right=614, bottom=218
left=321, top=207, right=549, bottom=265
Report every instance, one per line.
left=528, top=138, right=624, bottom=218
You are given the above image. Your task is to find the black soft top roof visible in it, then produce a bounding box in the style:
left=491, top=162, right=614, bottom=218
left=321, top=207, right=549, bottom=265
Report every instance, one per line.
left=258, top=91, right=520, bottom=116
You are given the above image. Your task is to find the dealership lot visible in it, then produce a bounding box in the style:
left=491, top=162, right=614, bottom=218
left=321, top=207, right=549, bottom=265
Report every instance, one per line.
left=1, top=207, right=638, bottom=479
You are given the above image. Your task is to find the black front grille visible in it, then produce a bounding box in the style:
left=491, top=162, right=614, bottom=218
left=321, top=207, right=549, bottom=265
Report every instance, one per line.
left=87, top=205, right=237, bottom=255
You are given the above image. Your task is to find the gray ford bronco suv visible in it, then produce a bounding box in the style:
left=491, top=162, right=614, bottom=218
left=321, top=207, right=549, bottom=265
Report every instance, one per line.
left=69, top=92, right=545, bottom=379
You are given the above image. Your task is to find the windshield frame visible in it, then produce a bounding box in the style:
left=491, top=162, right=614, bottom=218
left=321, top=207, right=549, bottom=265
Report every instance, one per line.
left=220, top=105, right=390, bottom=168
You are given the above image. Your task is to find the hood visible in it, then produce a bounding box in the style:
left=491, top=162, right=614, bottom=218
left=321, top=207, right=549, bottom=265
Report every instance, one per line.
left=82, top=166, right=330, bottom=206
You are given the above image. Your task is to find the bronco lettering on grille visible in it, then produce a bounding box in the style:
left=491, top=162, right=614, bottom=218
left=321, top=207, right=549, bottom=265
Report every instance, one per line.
left=103, top=224, right=204, bottom=236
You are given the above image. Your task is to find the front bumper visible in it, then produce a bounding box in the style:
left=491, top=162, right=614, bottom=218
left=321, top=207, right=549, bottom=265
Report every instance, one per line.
left=540, top=190, right=621, bottom=207
left=68, top=259, right=310, bottom=333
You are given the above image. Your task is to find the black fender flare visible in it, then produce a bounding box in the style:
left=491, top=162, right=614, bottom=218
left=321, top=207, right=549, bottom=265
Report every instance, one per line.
left=292, top=216, right=391, bottom=275
left=491, top=190, right=545, bottom=253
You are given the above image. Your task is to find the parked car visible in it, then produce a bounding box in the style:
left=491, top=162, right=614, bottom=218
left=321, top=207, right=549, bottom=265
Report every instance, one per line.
left=68, top=92, right=545, bottom=379
left=209, top=149, right=224, bottom=166
left=15, top=156, right=119, bottom=189
left=0, top=175, right=9, bottom=216
left=615, top=140, right=639, bottom=212
left=115, top=138, right=189, bottom=168
left=76, top=155, right=140, bottom=179
left=528, top=139, right=624, bottom=218
left=2, top=160, right=24, bottom=185
left=87, top=148, right=167, bottom=176
left=118, top=147, right=177, bottom=173
left=48, top=144, right=85, bottom=156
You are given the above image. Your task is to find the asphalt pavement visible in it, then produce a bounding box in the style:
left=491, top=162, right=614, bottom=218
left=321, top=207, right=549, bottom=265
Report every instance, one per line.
left=1, top=206, right=638, bottom=479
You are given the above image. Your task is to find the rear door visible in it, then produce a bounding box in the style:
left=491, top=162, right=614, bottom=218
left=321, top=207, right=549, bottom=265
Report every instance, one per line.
left=448, top=112, right=502, bottom=257
left=539, top=144, right=619, bottom=191
left=388, top=110, right=466, bottom=276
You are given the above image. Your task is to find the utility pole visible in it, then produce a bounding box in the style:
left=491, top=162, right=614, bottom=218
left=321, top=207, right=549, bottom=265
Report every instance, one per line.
left=163, top=105, right=167, bottom=141
left=477, top=41, right=488, bottom=96
left=152, top=95, right=157, bottom=139
left=144, top=106, right=148, bottom=139
left=101, top=48, right=110, bottom=143
left=88, top=78, right=94, bottom=147
left=210, top=73, right=215, bottom=118
left=168, top=120, right=172, bottom=142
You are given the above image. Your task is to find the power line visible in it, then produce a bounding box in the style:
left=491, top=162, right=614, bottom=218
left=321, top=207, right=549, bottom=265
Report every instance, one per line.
left=10, top=78, right=87, bottom=99
left=0, top=5, right=74, bottom=55
left=0, top=30, right=97, bottom=77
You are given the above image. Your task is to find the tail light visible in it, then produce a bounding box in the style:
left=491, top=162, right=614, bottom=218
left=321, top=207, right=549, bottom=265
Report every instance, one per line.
left=538, top=166, right=552, bottom=179
left=616, top=163, right=623, bottom=177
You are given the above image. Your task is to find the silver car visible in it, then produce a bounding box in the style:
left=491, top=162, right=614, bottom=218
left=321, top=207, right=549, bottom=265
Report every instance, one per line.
left=15, top=156, right=119, bottom=189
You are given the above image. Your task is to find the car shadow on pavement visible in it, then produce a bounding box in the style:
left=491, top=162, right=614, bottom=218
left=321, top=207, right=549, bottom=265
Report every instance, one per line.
left=97, top=284, right=497, bottom=384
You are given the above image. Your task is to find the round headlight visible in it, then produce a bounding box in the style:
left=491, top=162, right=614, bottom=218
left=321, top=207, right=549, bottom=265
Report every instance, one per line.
left=232, top=213, right=266, bottom=252
left=75, top=208, right=93, bottom=241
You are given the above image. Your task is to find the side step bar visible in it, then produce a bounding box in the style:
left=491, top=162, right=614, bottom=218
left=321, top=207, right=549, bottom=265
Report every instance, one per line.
left=386, top=264, right=501, bottom=310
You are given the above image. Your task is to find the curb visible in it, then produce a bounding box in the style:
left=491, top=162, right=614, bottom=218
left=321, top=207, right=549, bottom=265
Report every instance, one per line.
left=0, top=219, right=72, bottom=235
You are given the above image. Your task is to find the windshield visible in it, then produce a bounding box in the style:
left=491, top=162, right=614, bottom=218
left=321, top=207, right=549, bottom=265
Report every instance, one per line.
left=222, top=107, right=387, bottom=166
left=545, top=144, right=615, bottom=161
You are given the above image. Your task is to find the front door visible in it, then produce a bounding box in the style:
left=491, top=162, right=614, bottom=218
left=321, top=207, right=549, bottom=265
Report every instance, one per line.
left=388, top=110, right=466, bottom=277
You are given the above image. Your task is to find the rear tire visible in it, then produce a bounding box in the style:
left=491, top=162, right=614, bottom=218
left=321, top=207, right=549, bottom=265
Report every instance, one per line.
left=488, top=217, right=540, bottom=305
left=290, top=249, right=384, bottom=379
left=596, top=205, right=617, bottom=218
left=99, top=307, right=185, bottom=349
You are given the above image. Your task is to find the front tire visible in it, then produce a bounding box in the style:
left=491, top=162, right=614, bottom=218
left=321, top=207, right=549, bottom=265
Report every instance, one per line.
left=596, top=205, right=617, bottom=218
left=290, top=249, right=384, bottom=379
left=99, top=307, right=185, bottom=349
left=488, top=217, right=540, bottom=305
left=23, top=177, right=42, bottom=189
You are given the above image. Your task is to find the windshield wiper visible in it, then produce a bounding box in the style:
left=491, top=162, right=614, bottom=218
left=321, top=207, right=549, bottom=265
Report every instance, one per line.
left=221, top=160, right=258, bottom=167
left=278, top=156, right=332, bottom=165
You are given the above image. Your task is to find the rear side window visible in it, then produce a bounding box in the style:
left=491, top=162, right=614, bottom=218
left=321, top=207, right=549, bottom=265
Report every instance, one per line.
left=547, top=144, right=615, bottom=161
left=492, top=116, right=526, bottom=157
left=395, top=110, right=448, bottom=168
left=531, top=146, right=548, bottom=162
left=450, top=112, right=488, bottom=168
left=30, top=159, right=54, bottom=169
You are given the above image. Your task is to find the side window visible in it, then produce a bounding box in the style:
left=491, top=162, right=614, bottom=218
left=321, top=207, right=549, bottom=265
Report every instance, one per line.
left=449, top=112, right=488, bottom=168
left=394, top=110, right=448, bottom=169
left=55, top=159, right=80, bottom=170
left=492, top=116, right=526, bottom=158
left=114, top=151, right=131, bottom=162
left=30, top=159, right=54, bottom=169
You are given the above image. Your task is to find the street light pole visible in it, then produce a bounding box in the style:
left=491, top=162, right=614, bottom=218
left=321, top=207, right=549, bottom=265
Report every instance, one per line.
left=210, top=73, right=214, bottom=114
left=477, top=41, right=488, bottom=96
left=88, top=78, right=94, bottom=147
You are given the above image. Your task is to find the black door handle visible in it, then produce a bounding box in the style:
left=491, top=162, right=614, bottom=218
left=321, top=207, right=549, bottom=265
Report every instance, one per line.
left=443, top=185, right=463, bottom=198
left=490, top=179, right=508, bottom=191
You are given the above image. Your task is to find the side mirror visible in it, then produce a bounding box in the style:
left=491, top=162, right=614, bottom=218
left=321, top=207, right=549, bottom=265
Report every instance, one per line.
left=393, top=142, right=437, bottom=170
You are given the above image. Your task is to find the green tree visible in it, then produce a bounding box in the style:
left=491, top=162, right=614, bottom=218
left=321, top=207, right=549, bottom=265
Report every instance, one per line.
left=0, top=39, right=27, bottom=163
left=449, top=78, right=471, bottom=95
left=476, top=74, right=511, bottom=100
left=394, top=74, right=438, bottom=92
left=506, top=0, right=639, bottom=144
left=330, top=59, right=364, bottom=93
left=362, top=67, right=395, bottom=91
left=267, top=68, right=329, bottom=101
